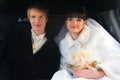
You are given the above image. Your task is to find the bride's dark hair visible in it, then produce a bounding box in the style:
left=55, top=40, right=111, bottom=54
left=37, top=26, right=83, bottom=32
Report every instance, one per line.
left=65, top=6, right=89, bottom=20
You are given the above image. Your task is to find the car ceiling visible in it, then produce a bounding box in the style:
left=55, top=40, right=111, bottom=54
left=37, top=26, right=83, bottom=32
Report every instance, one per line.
left=0, top=0, right=120, bottom=15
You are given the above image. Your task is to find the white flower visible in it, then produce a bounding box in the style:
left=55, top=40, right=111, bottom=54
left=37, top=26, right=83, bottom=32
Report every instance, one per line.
left=66, top=51, right=100, bottom=69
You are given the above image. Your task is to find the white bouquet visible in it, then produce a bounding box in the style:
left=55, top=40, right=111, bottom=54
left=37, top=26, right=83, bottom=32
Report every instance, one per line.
left=66, top=51, right=100, bottom=69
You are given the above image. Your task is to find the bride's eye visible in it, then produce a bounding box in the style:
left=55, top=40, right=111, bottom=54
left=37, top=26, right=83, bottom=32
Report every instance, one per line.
left=67, top=18, right=73, bottom=21
left=77, top=18, right=82, bottom=21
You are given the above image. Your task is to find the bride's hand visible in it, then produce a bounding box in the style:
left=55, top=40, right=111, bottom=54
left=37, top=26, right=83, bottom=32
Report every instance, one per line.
left=72, top=64, right=105, bottom=79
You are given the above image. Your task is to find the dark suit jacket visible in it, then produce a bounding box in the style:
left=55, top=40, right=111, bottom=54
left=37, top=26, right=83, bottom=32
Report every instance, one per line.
left=1, top=24, right=60, bottom=80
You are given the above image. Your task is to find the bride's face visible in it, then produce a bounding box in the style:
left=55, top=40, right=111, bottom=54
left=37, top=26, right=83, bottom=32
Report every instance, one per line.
left=65, top=17, right=86, bottom=34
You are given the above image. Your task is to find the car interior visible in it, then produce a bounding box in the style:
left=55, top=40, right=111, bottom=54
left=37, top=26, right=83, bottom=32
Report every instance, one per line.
left=0, top=0, right=120, bottom=41
left=0, top=0, right=120, bottom=80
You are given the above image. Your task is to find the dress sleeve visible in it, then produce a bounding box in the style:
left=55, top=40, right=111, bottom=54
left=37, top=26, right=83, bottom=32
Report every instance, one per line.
left=95, top=27, right=120, bottom=80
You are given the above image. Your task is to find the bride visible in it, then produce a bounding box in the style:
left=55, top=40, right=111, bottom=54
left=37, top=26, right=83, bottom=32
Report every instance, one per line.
left=52, top=6, right=120, bottom=80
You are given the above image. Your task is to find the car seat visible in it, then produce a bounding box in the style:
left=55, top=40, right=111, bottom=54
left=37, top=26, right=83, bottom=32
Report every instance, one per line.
left=92, top=8, right=120, bottom=43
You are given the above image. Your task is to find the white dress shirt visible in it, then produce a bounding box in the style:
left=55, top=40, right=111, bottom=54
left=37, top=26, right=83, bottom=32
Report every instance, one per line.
left=31, top=30, right=47, bottom=54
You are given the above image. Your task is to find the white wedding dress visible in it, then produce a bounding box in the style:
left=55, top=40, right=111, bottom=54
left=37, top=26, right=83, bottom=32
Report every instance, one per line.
left=52, top=18, right=120, bottom=80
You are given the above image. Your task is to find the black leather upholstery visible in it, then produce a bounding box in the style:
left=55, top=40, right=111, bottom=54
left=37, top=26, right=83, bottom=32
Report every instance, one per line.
left=92, top=8, right=120, bottom=43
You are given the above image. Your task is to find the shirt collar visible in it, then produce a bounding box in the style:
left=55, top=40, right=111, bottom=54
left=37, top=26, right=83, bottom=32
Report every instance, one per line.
left=31, top=29, right=46, bottom=40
